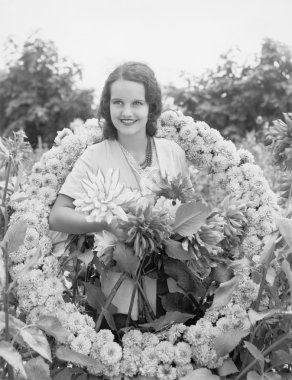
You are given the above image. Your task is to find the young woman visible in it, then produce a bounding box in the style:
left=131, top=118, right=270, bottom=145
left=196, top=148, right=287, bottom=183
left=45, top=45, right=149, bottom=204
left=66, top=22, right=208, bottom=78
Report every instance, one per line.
left=49, top=62, right=189, bottom=321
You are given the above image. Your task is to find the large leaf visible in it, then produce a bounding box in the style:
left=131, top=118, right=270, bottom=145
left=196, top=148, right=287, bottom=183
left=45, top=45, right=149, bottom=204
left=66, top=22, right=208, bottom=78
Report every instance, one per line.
left=52, top=368, right=84, bottom=380
left=214, top=329, right=250, bottom=357
left=1, top=220, right=28, bottom=253
left=0, top=246, right=6, bottom=291
left=36, top=316, right=70, bottom=344
left=276, top=218, right=292, bottom=249
left=0, top=311, right=26, bottom=336
left=56, top=346, right=101, bottom=367
left=271, top=349, right=292, bottom=367
left=210, top=276, right=239, bottom=309
left=217, top=358, right=239, bottom=376
left=244, top=341, right=265, bottom=372
left=52, top=368, right=85, bottom=380
left=139, top=311, right=193, bottom=331
left=84, top=282, right=117, bottom=315
left=172, top=201, right=210, bottom=236
left=164, top=239, right=192, bottom=260
left=0, top=341, right=27, bottom=378
left=113, top=242, right=140, bottom=277
left=24, top=357, right=51, bottom=380
left=164, top=257, right=205, bottom=297
left=160, top=292, right=194, bottom=313
left=282, top=259, right=292, bottom=305
left=180, top=368, right=220, bottom=380
left=259, top=231, right=278, bottom=265
left=20, top=326, right=52, bottom=362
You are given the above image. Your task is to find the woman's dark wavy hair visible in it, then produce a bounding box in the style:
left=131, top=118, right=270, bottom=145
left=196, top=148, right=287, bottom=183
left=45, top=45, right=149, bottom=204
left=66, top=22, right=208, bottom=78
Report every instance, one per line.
left=98, top=62, right=162, bottom=139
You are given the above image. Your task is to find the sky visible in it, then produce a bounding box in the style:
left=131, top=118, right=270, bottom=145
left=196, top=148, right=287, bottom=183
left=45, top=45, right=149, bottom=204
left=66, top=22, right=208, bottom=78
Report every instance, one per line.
left=1, top=0, right=292, bottom=94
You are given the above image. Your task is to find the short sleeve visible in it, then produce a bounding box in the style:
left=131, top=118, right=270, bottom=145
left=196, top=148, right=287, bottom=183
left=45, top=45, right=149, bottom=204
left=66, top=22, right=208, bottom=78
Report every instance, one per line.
left=59, top=146, right=98, bottom=200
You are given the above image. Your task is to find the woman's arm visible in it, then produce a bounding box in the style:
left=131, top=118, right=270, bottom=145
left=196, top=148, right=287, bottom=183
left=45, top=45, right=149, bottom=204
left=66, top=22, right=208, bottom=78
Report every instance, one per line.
left=49, top=194, right=109, bottom=234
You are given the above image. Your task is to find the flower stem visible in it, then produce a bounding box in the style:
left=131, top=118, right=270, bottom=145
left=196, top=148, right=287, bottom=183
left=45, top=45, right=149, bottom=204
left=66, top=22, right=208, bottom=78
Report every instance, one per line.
left=126, top=282, right=138, bottom=327
left=3, top=244, right=9, bottom=342
left=95, top=272, right=127, bottom=332
left=137, top=281, right=156, bottom=320
left=2, top=157, right=12, bottom=208
left=235, top=332, right=292, bottom=380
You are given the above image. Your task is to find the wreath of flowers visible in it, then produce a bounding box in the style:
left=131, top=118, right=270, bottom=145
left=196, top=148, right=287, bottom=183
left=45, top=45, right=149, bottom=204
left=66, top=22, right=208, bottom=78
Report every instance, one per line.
left=7, top=111, right=280, bottom=379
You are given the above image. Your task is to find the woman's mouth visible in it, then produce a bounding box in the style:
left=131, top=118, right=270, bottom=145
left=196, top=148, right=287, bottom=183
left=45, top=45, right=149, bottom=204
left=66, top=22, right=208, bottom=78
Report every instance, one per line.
left=120, top=119, right=137, bottom=126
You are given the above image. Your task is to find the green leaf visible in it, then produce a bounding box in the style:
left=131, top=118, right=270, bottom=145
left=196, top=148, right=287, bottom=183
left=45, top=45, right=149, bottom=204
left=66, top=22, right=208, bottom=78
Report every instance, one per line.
left=56, top=346, right=101, bottom=367
left=0, top=311, right=26, bottom=336
left=264, top=373, right=283, bottom=380
left=173, top=201, right=210, bottom=236
left=271, top=349, right=292, bottom=367
left=164, top=239, right=192, bottom=260
left=24, top=357, right=51, bottom=380
left=164, top=257, right=204, bottom=296
left=0, top=246, right=6, bottom=291
left=52, top=368, right=84, bottom=380
left=247, top=371, right=262, bottom=380
left=180, top=368, right=220, bottom=380
left=113, top=242, right=140, bottom=277
left=36, top=315, right=70, bottom=344
left=139, top=311, right=193, bottom=331
left=0, top=341, right=27, bottom=378
left=1, top=220, right=28, bottom=253
left=244, top=341, right=265, bottom=372
left=217, top=358, right=239, bottom=376
left=210, top=276, right=239, bottom=309
left=282, top=259, right=292, bottom=305
left=160, top=292, right=194, bottom=313
left=259, top=231, right=278, bottom=265
left=276, top=218, right=292, bottom=249
left=214, top=329, right=250, bottom=357
left=248, top=309, right=276, bottom=325
left=20, top=326, right=52, bottom=362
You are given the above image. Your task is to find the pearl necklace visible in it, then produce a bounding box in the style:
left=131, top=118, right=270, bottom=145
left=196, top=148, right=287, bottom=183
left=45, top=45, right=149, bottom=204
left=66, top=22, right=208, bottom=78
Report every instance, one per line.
left=118, top=136, right=153, bottom=176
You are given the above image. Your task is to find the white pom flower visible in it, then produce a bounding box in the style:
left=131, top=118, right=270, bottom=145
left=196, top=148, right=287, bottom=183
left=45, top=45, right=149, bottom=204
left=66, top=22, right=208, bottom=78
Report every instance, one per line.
left=122, top=329, right=143, bottom=348
left=24, top=228, right=39, bottom=249
left=157, top=364, right=176, bottom=380
left=155, top=341, right=175, bottom=364
left=42, top=173, right=59, bottom=189
left=54, top=128, right=73, bottom=145
left=174, top=342, right=192, bottom=366
left=100, top=342, right=122, bottom=365
left=38, top=187, right=57, bottom=205
left=70, top=335, right=92, bottom=355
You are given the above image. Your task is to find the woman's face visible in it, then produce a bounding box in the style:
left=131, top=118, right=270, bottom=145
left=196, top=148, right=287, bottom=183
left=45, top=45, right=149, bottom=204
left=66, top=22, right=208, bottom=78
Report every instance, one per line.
left=110, top=80, right=149, bottom=139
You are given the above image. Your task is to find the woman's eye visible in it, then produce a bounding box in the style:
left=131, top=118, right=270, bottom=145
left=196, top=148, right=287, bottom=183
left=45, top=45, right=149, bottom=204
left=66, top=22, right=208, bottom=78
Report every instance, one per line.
left=112, top=100, right=123, bottom=105
left=133, top=101, right=144, bottom=106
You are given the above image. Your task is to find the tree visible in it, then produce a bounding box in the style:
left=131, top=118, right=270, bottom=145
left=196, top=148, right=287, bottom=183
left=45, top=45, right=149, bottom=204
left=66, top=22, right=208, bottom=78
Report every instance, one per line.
left=0, top=37, right=95, bottom=147
left=166, top=39, right=292, bottom=139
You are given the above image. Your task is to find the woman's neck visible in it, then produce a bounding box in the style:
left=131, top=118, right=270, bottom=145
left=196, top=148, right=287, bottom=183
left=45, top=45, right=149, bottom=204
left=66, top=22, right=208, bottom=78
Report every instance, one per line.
left=117, top=133, right=148, bottom=164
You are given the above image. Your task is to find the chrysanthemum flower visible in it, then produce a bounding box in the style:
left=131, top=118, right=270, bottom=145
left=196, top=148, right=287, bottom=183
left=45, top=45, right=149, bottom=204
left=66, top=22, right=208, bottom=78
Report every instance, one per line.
left=24, top=228, right=39, bottom=249
left=155, top=341, right=175, bottom=364
left=70, top=335, right=92, bottom=355
left=122, top=329, right=143, bottom=348
left=176, top=364, right=194, bottom=378
left=174, top=342, right=192, bottom=366
left=100, top=342, right=122, bottom=365
left=74, top=168, right=140, bottom=224
left=157, top=364, right=177, bottom=380
left=167, top=323, right=187, bottom=345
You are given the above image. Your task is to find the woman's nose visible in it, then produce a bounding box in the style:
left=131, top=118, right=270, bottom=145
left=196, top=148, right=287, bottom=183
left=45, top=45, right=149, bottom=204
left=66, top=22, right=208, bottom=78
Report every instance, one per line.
left=121, top=104, right=133, bottom=117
